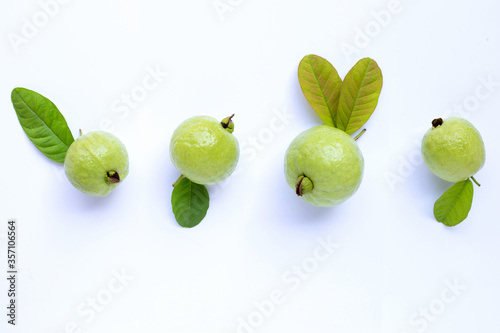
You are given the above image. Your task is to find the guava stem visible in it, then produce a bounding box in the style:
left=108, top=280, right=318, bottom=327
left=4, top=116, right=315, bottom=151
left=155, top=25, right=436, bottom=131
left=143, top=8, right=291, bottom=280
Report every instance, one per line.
left=106, top=171, right=120, bottom=184
left=221, top=114, right=235, bottom=127
left=296, top=177, right=304, bottom=196
left=471, top=176, right=481, bottom=187
left=79, top=129, right=83, bottom=136
left=172, top=174, right=185, bottom=187
left=221, top=114, right=235, bottom=133
left=354, top=128, right=366, bottom=141
left=295, top=175, right=313, bottom=196
left=432, top=118, right=443, bottom=128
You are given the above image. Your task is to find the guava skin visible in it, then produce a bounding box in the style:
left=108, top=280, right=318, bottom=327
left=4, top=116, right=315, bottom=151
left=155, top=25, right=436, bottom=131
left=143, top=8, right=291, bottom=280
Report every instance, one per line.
left=64, top=131, right=129, bottom=196
left=284, top=125, right=364, bottom=207
left=170, top=116, right=240, bottom=185
left=421, top=117, right=485, bottom=182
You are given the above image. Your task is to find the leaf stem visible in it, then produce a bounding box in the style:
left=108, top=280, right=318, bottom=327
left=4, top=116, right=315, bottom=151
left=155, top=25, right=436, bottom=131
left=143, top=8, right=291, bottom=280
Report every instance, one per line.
left=354, top=128, right=366, bottom=141
left=471, top=176, right=481, bottom=187
left=172, top=174, right=185, bottom=187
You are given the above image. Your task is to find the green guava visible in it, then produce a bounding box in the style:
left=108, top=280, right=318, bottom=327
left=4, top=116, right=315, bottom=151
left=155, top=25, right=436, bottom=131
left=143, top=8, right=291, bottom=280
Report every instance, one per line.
left=284, top=125, right=364, bottom=207
left=421, top=117, right=485, bottom=182
left=64, top=131, right=129, bottom=196
left=170, top=115, right=239, bottom=185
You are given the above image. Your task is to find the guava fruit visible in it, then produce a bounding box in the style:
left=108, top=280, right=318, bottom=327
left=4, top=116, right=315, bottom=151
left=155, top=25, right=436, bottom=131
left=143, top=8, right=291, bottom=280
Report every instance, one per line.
left=64, top=131, right=129, bottom=196
left=284, top=125, right=364, bottom=207
left=170, top=115, right=239, bottom=185
left=421, top=117, right=485, bottom=182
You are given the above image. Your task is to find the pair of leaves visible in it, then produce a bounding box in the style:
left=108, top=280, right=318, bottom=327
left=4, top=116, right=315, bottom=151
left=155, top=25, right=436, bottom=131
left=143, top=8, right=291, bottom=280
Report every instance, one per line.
left=171, top=177, right=209, bottom=228
left=434, top=179, right=474, bottom=227
left=11, top=87, right=74, bottom=163
left=298, top=55, right=383, bottom=134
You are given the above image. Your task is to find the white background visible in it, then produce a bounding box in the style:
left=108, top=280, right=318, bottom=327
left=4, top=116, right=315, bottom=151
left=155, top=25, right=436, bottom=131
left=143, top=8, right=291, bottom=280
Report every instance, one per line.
left=1, top=0, right=499, bottom=332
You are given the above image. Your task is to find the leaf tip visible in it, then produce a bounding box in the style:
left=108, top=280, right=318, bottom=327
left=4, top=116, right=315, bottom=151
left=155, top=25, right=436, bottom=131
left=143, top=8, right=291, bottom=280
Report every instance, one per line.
left=11, top=87, right=22, bottom=100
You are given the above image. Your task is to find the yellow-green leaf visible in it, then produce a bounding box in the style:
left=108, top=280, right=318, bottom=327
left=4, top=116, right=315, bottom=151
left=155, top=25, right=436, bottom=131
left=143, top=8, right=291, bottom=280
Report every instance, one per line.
left=298, top=55, right=342, bottom=126
left=336, top=58, right=383, bottom=134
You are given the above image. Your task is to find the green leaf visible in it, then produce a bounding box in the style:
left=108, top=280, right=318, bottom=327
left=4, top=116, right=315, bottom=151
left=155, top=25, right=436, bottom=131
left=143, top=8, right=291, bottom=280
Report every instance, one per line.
left=298, top=54, right=342, bottom=126
left=171, top=177, right=209, bottom=228
left=336, top=58, right=383, bottom=134
left=434, top=179, right=474, bottom=227
left=11, top=87, right=74, bottom=163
